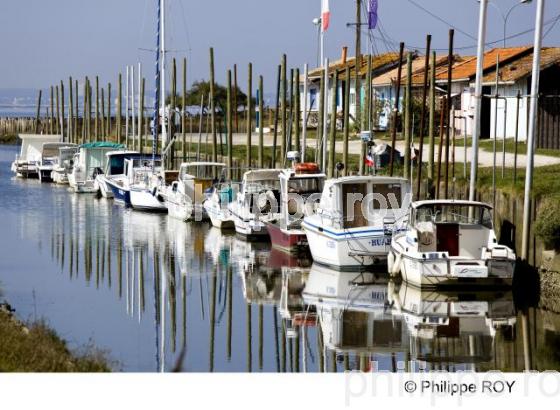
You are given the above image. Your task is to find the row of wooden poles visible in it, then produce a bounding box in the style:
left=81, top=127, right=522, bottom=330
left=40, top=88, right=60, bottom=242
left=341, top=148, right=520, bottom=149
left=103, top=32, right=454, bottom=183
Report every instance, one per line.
left=24, top=30, right=460, bottom=199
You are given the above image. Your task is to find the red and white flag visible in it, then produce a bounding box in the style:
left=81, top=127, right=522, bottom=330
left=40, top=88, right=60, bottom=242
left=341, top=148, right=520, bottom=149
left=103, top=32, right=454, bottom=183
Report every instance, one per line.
left=321, top=0, right=330, bottom=32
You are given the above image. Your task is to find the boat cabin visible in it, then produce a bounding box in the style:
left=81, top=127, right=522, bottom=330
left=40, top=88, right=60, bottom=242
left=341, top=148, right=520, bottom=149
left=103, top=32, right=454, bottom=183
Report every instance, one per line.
left=104, top=151, right=141, bottom=176
left=72, top=142, right=125, bottom=180
left=123, top=156, right=163, bottom=186
left=317, top=176, right=411, bottom=229
left=409, top=200, right=495, bottom=258
left=239, top=169, right=282, bottom=214
left=279, top=163, right=325, bottom=228
left=40, top=142, right=77, bottom=166
left=12, top=134, right=62, bottom=176
left=171, top=161, right=226, bottom=204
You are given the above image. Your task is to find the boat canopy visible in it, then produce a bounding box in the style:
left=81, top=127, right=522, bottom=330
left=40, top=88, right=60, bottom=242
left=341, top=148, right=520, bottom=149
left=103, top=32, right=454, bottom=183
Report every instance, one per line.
left=412, top=200, right=492, bottom=210
left=79, top=142, right=125, bottom=149
left=17, top=134, right=62, bottom=161
left=41, top=143, right=77, bottom=158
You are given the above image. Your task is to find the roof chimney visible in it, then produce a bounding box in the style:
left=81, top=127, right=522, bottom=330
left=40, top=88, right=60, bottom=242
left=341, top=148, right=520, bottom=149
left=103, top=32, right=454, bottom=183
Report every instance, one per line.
left=341, top=46, right=348, bottom=64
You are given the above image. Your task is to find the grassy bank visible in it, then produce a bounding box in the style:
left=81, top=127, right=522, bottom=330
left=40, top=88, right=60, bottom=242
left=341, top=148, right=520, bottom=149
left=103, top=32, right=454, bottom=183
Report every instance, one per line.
left=0, top=133, right=18, bottom=144
left=0, top=308, right=110, bottom=372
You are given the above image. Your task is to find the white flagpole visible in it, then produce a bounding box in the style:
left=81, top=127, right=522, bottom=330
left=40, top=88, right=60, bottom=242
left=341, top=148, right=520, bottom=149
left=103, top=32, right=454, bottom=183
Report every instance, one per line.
left=521, top=0, right=545, bottom=261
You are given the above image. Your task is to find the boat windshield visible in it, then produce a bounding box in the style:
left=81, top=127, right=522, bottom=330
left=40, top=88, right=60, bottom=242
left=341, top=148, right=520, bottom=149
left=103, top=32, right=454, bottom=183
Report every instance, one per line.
left=181, top=164, right=224, bottom=180
left=415, top=204, right=493, bottom=228
left=286, top=177, right=323, bottom=195
left=245, top=179, right=280, bottom=194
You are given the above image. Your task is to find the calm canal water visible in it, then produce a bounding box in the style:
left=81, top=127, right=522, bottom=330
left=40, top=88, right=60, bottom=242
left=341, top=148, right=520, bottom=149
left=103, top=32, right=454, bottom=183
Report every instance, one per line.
left=0, top=144, right=558, bottom=372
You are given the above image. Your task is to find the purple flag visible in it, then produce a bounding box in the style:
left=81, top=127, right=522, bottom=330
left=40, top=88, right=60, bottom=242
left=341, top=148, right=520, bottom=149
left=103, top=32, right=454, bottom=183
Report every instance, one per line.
left=368, top=0, right=378, bottom=30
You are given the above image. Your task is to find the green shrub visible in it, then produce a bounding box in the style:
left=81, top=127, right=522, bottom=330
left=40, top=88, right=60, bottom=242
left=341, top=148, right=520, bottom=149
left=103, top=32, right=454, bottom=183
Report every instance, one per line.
left=535, top=194, right=560, bottom=250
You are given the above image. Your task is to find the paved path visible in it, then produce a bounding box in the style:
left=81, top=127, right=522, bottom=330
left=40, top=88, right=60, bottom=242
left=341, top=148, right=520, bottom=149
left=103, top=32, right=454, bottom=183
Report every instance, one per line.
left=185, top=133, right=560, bottom=168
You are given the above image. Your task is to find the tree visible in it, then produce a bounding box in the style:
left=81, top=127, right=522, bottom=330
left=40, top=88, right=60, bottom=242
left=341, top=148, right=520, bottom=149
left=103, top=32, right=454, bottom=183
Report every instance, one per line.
left=165, top=80, right=254, bottom=115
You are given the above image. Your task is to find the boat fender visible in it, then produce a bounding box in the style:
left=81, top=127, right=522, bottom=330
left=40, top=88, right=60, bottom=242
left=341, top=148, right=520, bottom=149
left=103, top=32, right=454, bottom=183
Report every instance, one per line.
left=390, top=252, right=402, bottom=276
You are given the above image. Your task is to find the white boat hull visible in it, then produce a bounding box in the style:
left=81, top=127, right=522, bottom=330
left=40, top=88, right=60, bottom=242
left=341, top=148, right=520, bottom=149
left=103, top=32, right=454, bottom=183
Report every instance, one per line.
left=95, top=176, right=114, bottom=198
left=130, top=188, right=167, bottom=212
left=389, top=238, right=515, bottom=288
left=203, top=200, right=234, bottom=229
left=302, top=220, right=391, bottom=270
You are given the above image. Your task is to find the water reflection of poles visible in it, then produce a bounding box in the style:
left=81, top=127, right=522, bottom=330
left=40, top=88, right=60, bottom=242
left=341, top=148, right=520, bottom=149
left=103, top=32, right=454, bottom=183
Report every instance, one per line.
left=246, top=303, right=252, bottom=372
left=521, top=309, right=532, bottom=371
left=181, top=274, right=187, bottom=349
left=281, top=318, right=287, bottom=372
left=209, top=265, right=217, bottom=372
left=258, top=305, right=263, bottom=370
left=159, top=248, right=166, bottom=373
left=227, top=265, right=233, bottom=360
left=169, top=251, right=177, bottom=354
left=273, top=306, right=280, bottom=372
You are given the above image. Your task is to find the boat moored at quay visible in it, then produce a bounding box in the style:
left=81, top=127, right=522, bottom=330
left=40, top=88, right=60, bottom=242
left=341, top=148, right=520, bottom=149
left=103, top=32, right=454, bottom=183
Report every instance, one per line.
left=302, top=176, right=411, bottom=271
left=388, top=200, right=516, bottom=288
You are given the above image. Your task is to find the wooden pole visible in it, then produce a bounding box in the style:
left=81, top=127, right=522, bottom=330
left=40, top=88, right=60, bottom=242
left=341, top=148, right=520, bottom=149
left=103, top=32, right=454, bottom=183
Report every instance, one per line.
left=69, top=78, right=74, bottom=143
left=209, top=48, right=218, bottom=163
left=288, top=68, right=294, bottom=152
left=294, top=68, right=301, bottom=154
left=117, top=73, right=122, bottom=143
left=280, top=54, right=287, bottom=166
left=34, top=90, right=42, bottom=134
left=101, top=87, right=106, bottom=141
left=55, top=85, right=60, bottom=135
left=427, top=52, right=436, bottom=197
left=227, top=70, right=233, bottom=179
left=272, top=65, right=281, bottom=167
left=140, top=78, right=145, bottom=154
left=60, top=81, right=65, bottom=140
left=513, top=90, right=521, bottom=186
left=328, top=70, right=338, bottom=178
left=404, top=52, right=413, bottom=180
left=50, top=86, right=54, bottom=134
left=444, top=29, right=454, bottom=199
left=233, top=64, right=239, bottom=133
left=258, top=75, right=264, bottom=168
left=182, top=57, right=187, bottom=162
left=74, top=79, right=79, bottom=142
left=108, top=83, right=112, bottom=139
left=415, top=35, right=432, bottom=201
left=389, top=43, right=405, bottom=176
left=436, top=98, right=446, bottom=199
left=246, top=62, right=253, bottom=166
left=343, top=66, right=351, bottom=176
left=365, top=54, right=372, bottom=133
left=317, top=68, right=325, bottom=167
left=95, top=76, right=100, bottom=141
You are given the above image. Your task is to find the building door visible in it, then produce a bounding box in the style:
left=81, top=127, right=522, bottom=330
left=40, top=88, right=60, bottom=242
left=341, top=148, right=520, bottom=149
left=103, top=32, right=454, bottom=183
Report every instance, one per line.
left=481, top=86, right=491, bottom=139
left=342, top=183, right=368, bottom=229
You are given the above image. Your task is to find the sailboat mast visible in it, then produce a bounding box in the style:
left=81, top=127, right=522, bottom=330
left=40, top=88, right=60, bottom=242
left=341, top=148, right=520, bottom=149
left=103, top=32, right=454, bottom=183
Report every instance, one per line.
left=152, top=0, right=162, bottom=163
left=160, top=0, right=167, bottom=151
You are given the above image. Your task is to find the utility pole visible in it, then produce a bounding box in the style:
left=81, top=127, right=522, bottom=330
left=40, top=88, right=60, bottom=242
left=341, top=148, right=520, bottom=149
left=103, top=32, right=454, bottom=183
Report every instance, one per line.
left=521, top=0, right=545, bottom=261
left=469, top=0, right=488, bottom=203
left=356, top=0, right=363, bottom=173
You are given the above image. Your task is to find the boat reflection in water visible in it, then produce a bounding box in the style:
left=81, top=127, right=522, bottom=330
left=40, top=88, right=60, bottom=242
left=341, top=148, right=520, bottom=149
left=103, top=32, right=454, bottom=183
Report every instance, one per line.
left=389, top=282, right=516, bottom=371
left=303, top=264, right=404, bottom=372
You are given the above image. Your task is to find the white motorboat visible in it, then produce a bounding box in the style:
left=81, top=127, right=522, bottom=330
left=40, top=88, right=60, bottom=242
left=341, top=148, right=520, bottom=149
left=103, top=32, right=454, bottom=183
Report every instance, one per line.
left=107, top=156, right=167, bottom=211
left=302, top=176, right=411, bottom=270
left=388, top=200, right=516, bottom=288
left=68, top=142, right=125, bottom=193
left=36, top=142, right=77, bottom=182
left=164, top=161, right=225, bottom=221
left=265, top=163, right=325, bottom=252
left=203, top=182, right=236, bottom=229
left=229, top=169, right=282, bottom=238
left=11, top=134, right=61, bottom=178
left=94, top=150, right=140, bottom=198
left=51, top=145, right=79, bottom=184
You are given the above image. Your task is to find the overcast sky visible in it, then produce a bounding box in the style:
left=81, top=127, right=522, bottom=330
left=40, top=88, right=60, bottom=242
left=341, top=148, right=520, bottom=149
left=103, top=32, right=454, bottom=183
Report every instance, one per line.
left=1, top=0, right=559, bottom=93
